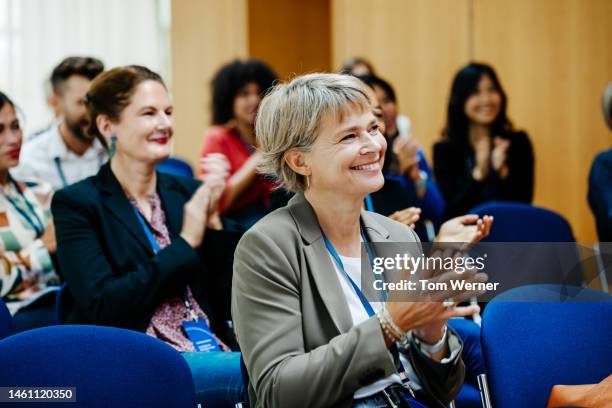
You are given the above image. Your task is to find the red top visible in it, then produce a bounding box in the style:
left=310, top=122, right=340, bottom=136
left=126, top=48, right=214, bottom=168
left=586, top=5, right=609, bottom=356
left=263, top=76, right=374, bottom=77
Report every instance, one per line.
left=200, top=126, right=273, bottom=212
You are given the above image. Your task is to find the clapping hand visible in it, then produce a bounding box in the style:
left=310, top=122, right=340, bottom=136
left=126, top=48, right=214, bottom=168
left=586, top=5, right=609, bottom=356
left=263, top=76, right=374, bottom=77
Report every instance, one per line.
left=436, top=214, right=493, bottom=246
left=491, top=136, right=510, bottom=178
left=199, top=153, right=230, bottom=216
left=389, top=207, right=421, bottom=229
left=393, top=137, right=420, bottom=180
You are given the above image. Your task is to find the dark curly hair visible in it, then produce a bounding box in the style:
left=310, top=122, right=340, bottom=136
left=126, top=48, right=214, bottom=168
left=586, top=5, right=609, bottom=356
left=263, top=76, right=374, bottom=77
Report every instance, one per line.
left=51, top=56, right=105, bottom=94
left=443, top=62, right=513, bottom=145
left=211, top=59, right=277, bottom=125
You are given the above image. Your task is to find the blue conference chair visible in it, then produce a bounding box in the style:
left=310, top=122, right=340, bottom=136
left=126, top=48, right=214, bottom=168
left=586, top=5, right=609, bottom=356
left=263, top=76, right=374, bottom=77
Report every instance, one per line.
left=480, top=284, right=612, bottom=408
left=469, top=201, right=574, bottom=242
left=156, top=156, right=194, bottom=178
left=470, top=201, right=582, bottom=288
left=0, top=298, right=12, bottom=340
left=448, top=318, right=486, bottom=408
left=0, top=325, right=197, bottom=407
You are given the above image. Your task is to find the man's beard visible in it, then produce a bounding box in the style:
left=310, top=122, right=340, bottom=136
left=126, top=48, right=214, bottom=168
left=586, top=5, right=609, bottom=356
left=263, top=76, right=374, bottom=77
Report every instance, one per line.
left=66, top=115, right=93, bottom=144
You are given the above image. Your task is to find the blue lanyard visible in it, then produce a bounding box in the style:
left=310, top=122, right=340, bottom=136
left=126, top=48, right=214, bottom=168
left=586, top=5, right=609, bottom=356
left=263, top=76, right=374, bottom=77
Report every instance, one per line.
left=323, top=222, right=414, bottom=384
left=364, top=194, right=375, bottom=212
left=53, top=157, right=68, bottom=188
left=133, top=206, right=198, bottom=313
left=2, top=176, right=45, bottom=237
left=322, top=223, right=386, bottom=317
left=54, top=155, right=105, bottom=189
left=132, top=207, right=161, bottom=254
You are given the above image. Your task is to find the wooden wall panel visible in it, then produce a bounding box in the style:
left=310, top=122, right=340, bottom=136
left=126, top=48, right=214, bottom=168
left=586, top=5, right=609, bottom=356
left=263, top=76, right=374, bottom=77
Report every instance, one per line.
left=248, top=0, right=331, bottom=80
left=170, top=0, right=248, bottom=170
left=473, top=0, right=612, bottom=241
left=171, top=0, right=611, bottom=241
left=332, top=0, right=471, bottom=174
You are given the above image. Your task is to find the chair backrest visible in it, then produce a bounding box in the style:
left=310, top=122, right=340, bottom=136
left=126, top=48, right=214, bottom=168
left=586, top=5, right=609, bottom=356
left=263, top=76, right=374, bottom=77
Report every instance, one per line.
left=481, top=284, right=612, bottom=408
left=470, top=201, right=575, bottom=242
left=0, top=325, right=196, bottom=408
left=156, top=157, right=194, bottom=178
left=0, top=298, right=12, bottom=340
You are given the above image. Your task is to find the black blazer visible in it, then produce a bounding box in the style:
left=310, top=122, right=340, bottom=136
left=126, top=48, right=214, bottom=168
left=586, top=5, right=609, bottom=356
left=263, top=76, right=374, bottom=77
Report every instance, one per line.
left=433, top=131, right=534, bottom=219
left=51, top=163, right=242, bottom=348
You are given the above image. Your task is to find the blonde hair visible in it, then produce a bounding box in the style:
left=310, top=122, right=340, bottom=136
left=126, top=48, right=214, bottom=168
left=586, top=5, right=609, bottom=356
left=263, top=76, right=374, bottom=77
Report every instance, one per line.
left=255, top=73, right=371, bottom=192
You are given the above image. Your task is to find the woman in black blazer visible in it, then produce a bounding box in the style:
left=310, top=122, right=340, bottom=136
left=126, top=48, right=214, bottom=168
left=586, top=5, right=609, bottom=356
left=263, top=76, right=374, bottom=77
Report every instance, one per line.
left=51, top=65, right=245, bottom=407
left=433, top=63, right=534, bottom=220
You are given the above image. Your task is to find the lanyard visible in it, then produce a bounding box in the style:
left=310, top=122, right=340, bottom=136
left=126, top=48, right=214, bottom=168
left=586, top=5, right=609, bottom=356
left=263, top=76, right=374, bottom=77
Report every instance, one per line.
left=132, top=206, right=200, bottom=321
left=132, top=207, right=161, bottom=254
left=54, top=154, right=105, bottom=189
left=322, top=222, right=386, bottom=318
left=1, top=175, right=45, bottom=237
left=323, top=223, right=413, bottom=383
left=53, top=157, right=68, bottom=188
left=364, top=194, right=375, bottom=212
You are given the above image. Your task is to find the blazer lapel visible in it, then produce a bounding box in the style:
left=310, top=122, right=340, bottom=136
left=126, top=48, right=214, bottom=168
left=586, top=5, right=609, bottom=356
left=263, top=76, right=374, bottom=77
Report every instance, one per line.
left=287, top=193, right=352, bottom=334
left=288, top=194, right=399, bottom=334
left=156, top=173, right=187, bottom=238
left=95, top=163, right=155, bottom=254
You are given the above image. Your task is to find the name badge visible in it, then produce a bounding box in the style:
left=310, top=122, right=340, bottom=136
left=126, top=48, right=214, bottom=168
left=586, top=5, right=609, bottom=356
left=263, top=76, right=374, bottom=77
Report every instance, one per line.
left=182, top=318, right=222, bottom=352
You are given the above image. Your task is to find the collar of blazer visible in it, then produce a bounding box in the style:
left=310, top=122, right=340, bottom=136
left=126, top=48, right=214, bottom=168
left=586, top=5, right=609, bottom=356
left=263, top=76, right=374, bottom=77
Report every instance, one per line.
left=286, top=192, right=393, bottom=334
left=93, top=162, right=188, bottom=254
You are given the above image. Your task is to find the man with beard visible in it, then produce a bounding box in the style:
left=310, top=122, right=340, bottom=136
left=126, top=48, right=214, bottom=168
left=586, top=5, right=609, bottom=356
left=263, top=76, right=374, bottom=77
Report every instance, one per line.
left=13, top=57, right=106, bottom=190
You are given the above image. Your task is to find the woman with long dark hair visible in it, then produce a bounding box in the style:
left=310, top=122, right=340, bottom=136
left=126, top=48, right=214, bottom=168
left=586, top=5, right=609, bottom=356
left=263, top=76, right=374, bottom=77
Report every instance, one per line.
left=433, top=63, right=534, bottom=219
left=0, top=92, right=59, bottom=332
left=200, top=59, right=278, bottom=228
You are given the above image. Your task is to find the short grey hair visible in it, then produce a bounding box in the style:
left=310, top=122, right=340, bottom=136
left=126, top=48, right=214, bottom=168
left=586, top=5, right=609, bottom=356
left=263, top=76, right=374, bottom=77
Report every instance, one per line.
left=255, top=73, right=371, bottom=192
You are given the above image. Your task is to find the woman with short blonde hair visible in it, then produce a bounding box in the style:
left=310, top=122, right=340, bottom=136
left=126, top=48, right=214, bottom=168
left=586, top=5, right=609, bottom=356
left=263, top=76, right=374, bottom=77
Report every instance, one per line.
left=232, top=73, right=487, bottom=408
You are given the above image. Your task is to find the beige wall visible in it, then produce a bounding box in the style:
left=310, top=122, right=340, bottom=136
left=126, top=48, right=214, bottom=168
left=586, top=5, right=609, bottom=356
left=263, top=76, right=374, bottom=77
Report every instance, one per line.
left=248, top=0, right=331, bottom=80
left=472, top=0, right=612, bottom=241
left=172, top=0, right=611, bottom=241
left=333, top=0, right=471, bottom=167
left=332, top=0, right=612, bottom=241
left=171, top=0, right=248, bottom=171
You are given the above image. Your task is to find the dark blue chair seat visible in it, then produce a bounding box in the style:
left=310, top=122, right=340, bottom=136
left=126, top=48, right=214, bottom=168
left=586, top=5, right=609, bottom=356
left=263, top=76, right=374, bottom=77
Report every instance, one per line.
left=469, top=201, right=574, bottom=242
left=0, top=325, right=197, bottom=407
left=481, top=284, right=612, bottom=407
left=156, top=157, right=194, bottom=178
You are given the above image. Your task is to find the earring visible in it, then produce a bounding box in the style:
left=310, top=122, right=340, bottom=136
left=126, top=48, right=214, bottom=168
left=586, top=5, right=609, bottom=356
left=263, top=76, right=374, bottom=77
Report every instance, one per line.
left=305, top=175, right=310, bottom=190
left=109, top=135, right=117, bottom=159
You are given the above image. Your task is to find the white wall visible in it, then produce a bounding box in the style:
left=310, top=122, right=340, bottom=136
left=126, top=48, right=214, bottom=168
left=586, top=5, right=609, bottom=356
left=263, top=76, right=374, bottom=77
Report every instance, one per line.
left=0, top=0, right=171, bottom=136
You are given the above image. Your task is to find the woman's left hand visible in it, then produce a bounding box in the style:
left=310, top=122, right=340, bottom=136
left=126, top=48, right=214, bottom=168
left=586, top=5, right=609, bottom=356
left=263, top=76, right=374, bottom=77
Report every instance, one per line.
left=491, top=137, right=510, bottom=178
left=436, top=214, right=493, bottom=244
left=393, top=137, right=420, bottom=179
left=389, top=207, right=421, bottom=228
left=199, top=153, right=230, bottom=216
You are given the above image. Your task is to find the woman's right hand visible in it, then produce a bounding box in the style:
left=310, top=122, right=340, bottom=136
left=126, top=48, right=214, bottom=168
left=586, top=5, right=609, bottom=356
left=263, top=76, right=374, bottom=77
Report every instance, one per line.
left=40, top=220, right=57, bottom=254
left=180, top=183, right=212, bottom=248
left=384, top=248, right=487, bottom=345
